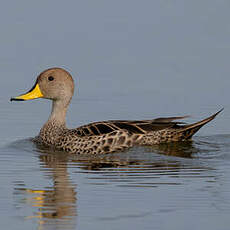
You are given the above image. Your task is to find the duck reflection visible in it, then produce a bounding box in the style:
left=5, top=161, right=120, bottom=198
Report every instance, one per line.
left=38, top=152, right=77, bottom=218
left=15, top=149, right=77, bottom=230
left=14, top=139, right=212, bottom=229
left=147, top=141, right=197, bottom=158
left=68, top=141, right=197, bottom=171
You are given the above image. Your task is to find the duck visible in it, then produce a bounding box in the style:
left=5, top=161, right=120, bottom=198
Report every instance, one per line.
left=11, top=67, right=222, bottom=154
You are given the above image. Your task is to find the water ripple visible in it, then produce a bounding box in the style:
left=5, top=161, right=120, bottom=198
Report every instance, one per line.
left=1, top=135, right=230, bottom=230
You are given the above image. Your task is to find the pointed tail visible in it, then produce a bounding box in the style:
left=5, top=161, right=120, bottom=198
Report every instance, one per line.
left=179, top=108, right=223, bottom=139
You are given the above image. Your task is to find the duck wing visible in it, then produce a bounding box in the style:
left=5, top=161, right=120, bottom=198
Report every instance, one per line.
left=74, top=116, right=188, bottom=137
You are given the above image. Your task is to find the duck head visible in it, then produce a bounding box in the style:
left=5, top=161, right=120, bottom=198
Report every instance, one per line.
left=11, top=68, right=74, bottom=104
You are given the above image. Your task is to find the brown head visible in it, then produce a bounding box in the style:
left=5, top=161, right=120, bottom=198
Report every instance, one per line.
left=11, top=68, right=75, bottom=105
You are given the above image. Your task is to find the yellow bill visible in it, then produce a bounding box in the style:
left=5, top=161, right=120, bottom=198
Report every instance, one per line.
left=10, top=81, right=43, bottom=101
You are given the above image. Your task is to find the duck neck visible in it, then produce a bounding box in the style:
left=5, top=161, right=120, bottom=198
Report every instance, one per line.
left=38, top=100, right=69, bottom=144
left=48, top=99, right=68, bottom=127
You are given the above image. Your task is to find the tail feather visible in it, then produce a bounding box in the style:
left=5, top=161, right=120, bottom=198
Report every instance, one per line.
left=179, top=108, right=223, bottom=139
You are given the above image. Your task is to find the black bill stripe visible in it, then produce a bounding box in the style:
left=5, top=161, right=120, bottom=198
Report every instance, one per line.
left=10, top=98, right=25, bottom=101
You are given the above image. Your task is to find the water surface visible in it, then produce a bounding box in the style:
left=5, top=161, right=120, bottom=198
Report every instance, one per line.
left=1, top=135, right=230, bottom=230
left=0, top=1, right=230, bottom=230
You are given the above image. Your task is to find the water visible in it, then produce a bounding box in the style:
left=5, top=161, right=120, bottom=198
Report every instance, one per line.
left=1, top=0, right=230, bottom=229
left=1, top=136, right=230, bottom=230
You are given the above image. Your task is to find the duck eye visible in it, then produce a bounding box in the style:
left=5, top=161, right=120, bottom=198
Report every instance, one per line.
left=48, top=76, right=54, bottom=81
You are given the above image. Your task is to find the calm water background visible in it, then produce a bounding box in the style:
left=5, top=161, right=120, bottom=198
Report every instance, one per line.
left=0, top=1, right=230, bottom=229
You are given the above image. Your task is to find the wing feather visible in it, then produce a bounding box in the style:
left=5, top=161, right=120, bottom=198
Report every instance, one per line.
left=74, top=115, right=188, bottom=137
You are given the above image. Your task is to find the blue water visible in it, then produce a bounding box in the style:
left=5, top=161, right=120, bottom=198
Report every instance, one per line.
left=1, top=135, right=230, bottom=230
left=0, top=1, right=230, bottom=230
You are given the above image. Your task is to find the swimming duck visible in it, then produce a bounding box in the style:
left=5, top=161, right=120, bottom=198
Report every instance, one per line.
left=11, top=68, right=222, bottom=154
